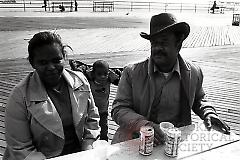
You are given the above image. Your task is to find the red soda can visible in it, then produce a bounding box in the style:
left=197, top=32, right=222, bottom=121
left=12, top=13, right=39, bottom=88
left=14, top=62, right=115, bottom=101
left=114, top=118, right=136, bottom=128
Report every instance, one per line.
left=139, top=126, right=154, bottom=156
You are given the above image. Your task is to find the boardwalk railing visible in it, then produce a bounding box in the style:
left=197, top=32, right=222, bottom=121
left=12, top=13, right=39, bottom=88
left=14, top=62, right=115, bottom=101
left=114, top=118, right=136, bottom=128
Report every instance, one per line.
left=1, top=0, right=240, bottom=13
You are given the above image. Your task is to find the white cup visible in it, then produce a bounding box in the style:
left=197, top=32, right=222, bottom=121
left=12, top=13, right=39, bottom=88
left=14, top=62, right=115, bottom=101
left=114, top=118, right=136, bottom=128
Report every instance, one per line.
left=160, top=122, right=174, bottom=142
left=92, top=140, right=109, bottom=160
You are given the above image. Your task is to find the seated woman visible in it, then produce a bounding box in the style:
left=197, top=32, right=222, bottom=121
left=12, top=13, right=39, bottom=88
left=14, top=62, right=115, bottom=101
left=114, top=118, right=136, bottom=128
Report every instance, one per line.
left=3, top=31, right=100, bottom=159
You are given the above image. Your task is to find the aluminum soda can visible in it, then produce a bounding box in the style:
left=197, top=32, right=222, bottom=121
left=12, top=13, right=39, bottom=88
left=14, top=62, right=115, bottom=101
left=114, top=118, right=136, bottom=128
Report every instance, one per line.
left=164, top=128, right=181, bottom=157
left=139, top=126, right=154, bottom=156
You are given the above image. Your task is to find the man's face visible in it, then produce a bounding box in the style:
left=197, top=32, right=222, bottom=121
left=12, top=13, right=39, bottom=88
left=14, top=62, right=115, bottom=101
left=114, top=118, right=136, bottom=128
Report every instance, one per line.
left=94, top=67, right=109, bottom=84
left=150, top=32, right=180, bottom=72
left=31, top=43, right=64, bottom=88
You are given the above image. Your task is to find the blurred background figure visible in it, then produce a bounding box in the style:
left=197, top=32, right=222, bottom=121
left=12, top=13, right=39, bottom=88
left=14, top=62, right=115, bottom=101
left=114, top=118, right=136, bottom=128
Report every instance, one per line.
left=70, top=59, right=121, bottom=141
left=210, top=1, right=219, bottom=14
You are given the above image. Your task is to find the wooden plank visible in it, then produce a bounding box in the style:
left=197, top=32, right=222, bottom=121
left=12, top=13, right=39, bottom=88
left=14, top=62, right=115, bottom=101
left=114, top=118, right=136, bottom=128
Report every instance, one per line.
left=0, top=139, right=6, bottom=148
left=0, top=127, right=5, bottom=134
left=0, top=116, right=4, bottom=123
left=0, top=146, right=5, bottom=156
left=0, top=121, right=4, bottom=128
left=0, top=133, right=5, bottom=141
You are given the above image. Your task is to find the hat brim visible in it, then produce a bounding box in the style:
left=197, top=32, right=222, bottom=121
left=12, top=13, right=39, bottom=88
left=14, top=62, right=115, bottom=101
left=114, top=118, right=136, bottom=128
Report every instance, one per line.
left=140, top=22, right=190, bottom=41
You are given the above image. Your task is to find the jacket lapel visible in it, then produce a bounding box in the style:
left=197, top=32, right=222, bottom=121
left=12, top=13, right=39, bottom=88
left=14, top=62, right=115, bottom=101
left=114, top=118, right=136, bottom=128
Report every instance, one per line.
left=68, top=86, right=89, bottom=127
left=147, top=59, right=156, bottom=119
left=179, top=55, right=191, bottom=107
left=178, top=55, right=192, bottom=127
left=26, top=71, right=64, bottom=139
left=62, top=69, right=89, bottom=127
left=177, top=83, right=192, bottom=127
left=27, top=99, right=64, bottom=139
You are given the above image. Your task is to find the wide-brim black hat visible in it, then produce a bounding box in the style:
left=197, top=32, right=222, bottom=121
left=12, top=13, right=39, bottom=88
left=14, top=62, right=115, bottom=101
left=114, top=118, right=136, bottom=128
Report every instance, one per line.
left=140, top=13, right=190, bottom=40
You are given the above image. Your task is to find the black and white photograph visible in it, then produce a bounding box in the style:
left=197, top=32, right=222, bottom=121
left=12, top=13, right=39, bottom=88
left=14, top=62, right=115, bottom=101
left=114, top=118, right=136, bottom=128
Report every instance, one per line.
left=0, top=0, right=239, bottom=159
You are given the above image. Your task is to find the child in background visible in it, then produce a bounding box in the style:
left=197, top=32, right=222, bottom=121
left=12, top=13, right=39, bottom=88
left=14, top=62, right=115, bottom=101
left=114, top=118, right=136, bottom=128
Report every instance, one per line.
left=70, top=59, right=121, bottom=141
left=88, top=60, right=121, bottom=141
left=88, top=60, right=120, bottom=141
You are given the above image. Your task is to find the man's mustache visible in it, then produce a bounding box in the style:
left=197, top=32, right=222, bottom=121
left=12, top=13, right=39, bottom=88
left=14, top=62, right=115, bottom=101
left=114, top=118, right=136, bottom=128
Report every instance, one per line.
left=153, top=51, right=167, bottom=57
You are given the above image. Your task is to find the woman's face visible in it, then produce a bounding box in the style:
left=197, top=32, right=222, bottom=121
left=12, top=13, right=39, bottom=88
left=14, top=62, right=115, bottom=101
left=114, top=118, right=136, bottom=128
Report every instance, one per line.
left=31, top=43, right=65, bottom=88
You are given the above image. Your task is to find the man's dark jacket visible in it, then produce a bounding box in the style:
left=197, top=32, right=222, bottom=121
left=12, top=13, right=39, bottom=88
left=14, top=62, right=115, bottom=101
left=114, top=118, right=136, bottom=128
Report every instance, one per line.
left=111, top=55, right=216, bottom=144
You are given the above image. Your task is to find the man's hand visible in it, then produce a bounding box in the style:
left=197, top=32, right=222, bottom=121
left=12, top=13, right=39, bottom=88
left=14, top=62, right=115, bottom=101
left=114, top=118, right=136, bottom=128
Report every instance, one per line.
left=82, top=139, right=94, bottom=151
left=146, top=122, right=165, bottom=146
left=204, top=113, right=230, bottom=134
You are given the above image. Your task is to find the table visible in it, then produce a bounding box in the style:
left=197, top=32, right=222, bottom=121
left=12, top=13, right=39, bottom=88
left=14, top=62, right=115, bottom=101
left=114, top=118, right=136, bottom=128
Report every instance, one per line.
left=49, top=122, right=240, bottom=160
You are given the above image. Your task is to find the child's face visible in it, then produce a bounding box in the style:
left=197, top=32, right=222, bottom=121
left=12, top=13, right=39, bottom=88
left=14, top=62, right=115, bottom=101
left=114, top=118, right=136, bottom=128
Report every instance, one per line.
left=94, top=67, right=109, bottom=83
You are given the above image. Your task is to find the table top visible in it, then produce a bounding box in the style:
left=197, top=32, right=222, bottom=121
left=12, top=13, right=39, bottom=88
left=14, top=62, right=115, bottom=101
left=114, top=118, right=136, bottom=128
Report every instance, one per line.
left=49, top=122, right=240, bottom=160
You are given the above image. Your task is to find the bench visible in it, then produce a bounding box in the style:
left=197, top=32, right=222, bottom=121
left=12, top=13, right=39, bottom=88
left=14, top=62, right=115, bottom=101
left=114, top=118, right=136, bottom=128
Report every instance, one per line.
left=232, top=14, right=240, bottom=26
left=209, top=6, right=225, bottom=14
left=93, top=1, right=114, bottom=12
left=51, top=1, right=74, bottom=12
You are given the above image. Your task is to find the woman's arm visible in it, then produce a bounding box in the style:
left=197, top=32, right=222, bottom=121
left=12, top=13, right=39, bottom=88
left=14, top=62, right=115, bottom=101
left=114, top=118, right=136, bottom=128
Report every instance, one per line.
left=82, top=91, right=100, bottom=151
left=4, top=87, right=46, bottom=160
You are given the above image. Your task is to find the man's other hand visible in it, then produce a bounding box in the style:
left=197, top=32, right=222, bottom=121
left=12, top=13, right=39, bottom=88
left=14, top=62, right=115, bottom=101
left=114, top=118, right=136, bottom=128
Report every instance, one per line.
left=204, top=113, right=230, bottom=134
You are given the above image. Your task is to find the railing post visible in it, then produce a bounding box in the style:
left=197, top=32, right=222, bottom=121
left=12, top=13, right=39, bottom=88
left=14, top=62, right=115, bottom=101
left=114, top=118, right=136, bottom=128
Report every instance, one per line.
left=165, top=3, right=167, bottom=12
left=74, top=0, right=78, bottom=11
left=195, top=4, right=197, bottom=13
left=48, top=0, right=50, bottom=11
left=180, top=3, right=182, bottom=13
left=148, top=2, right=150, bottom=12
left=131, top=2, right=133, bottom=11
left=233, top=3, right=235, bottom=14
left=103, top=2, right=104, bottom=12
left=70, top=1, right=73, bottom=12
left=113, top=2, right=114, bottom=12
left=23, top=0, right=26, bottom=12
left=43, top=0, right=47, bottom=11
left=52, top=2, right=54, bottom=12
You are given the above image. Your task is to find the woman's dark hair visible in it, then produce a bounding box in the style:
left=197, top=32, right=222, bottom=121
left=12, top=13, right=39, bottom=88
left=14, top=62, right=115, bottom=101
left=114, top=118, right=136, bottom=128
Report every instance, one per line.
left=28, top=31, right=65, bottom=65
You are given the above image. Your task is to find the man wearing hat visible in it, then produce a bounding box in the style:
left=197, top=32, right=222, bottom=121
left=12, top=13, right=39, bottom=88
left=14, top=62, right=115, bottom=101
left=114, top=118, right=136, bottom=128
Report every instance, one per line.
left=111, top=13, right=230, bottom=145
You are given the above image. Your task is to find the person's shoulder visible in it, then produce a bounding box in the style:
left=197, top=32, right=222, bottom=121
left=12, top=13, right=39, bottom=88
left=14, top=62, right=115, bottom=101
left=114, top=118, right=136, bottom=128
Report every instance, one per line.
left=124, top=58, right=149, bottom=72
left=14, top=72, right=34, bottom=90
left=185, top=59, right=202, bottom=71
left=7, top=72, right=35, bottom=102
left=183, top=58, right=203, bottom=76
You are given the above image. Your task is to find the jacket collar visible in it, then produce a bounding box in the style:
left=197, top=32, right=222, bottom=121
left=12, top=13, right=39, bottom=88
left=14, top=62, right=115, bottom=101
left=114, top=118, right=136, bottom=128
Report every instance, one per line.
left=148, top=54, right=190, bottom=77
left=153, top=57, right=181, bottom=79
left=27, top=68, right=83, bottom=103
left=62, top=68, right=83, bottom=90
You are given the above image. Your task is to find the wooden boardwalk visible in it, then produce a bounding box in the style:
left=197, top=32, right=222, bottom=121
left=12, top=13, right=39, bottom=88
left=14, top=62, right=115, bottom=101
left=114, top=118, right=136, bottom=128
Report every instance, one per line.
left=2, top=26, right=240, bottom=59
